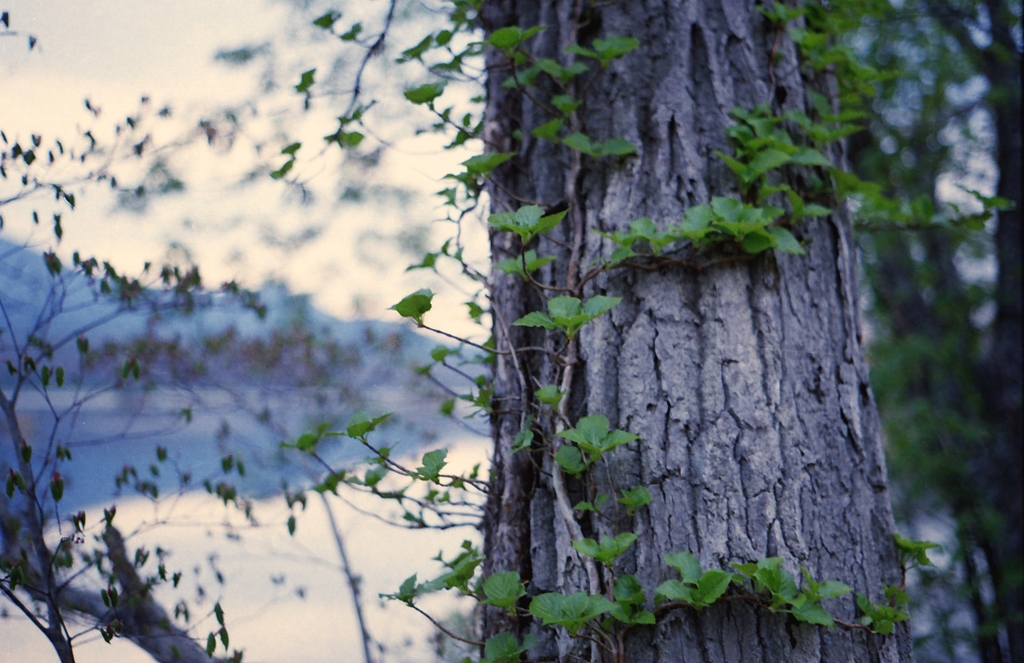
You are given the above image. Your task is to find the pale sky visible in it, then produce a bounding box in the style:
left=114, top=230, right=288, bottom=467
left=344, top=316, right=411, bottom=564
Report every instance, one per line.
left=0, top=0, right=489, bottom=338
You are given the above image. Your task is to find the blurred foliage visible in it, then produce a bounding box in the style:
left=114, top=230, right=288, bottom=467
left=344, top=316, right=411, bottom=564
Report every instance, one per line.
left=840, top=0, right=1022, bottom=661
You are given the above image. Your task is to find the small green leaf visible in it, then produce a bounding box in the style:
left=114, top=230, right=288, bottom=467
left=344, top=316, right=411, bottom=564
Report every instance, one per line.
left=489, top=26, right=523, bottom=50
left=390, top=289, right=434, bottom=325
left=599, top=136, right=636, bottom=156
left=680, top=204, right=715, bottom=239
left=481, top=632, right=537, bottom=663
left=313, top=10, right=341, bottom=29
left=529, top=592, right=613, bottom=635
left=417, top=449, right=448, bottom=482
left=893, top=533, right=940, bottom=568
left=767, top=226, right=805, bottom=254
left=801, top=203, right=831, bottom=218
left=463, top=152, right=515, bottom=176
left=617, top=485, right=651, bottom=514
left=582, top=295, right=621, bottom=318
left=747, top=148, right=791, bottom=177
left=791, top=597, right=835, bottom=627
left=489, top=205, right=548, bottom=242
left=789, top=147, right=831, bottom=167
left=551, top=95, right=581, bottom=114
left=547, top=296, right=582, bottom=320
left=562, top=132, right=597, bottom=156
left=664, top=552, right=702, bottom=584
left=339, top=22, right=362, bottom=41
left=592, top=35, right=640, bottom=65
left=404, top=80, right=447, bottom=104
left=295, top=69, right=316, bottom=93
left=817, top=580, right=852, bottom=598
left=741, top=229, right=775, bottom=254
left=554, top=445, right=586, bottom=476
left=512, top=417, right=535, bottom=453
left=573, top=533, right=637, bottom=565
left=536, top=384, right=564, bottom=406
left=532, top=118, right=564, bottom=140
left=345, top=412, right=391, bottom=438
left=655, top=579, right=694, bottom=603
left=613, top=575, right=646, bottom=606
left=481, top=572, right=527, bottom=613
left=695, top=569, right=733, bottom=605
left=513, top=311, right=556, bottom=330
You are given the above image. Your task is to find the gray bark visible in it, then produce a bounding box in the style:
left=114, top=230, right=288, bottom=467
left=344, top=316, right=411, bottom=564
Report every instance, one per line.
left=480, top=1, right=912, bottom=661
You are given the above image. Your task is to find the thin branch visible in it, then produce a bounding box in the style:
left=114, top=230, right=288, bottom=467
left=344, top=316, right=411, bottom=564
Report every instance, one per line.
left=319, top=494, right=376, bottom=663
left=410, top=603, right=485, bottom=646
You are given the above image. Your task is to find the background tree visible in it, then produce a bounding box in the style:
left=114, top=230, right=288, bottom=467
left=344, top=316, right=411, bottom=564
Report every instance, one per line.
left=841, top=1, right=1021, bottom=660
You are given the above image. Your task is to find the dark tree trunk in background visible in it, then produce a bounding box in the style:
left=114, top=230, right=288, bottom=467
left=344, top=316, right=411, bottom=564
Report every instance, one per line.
left=479, top=1, right=911, bottom=661
left=980, top=29, right=1022, bottom=663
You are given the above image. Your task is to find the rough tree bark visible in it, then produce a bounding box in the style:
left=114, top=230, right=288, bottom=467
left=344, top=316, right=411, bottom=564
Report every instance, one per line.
left=479, top=1, right=912, bottom=661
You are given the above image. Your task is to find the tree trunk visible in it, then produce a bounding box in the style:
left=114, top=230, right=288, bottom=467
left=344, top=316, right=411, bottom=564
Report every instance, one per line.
left=981, top=21, right=1022, bottom=659
left=479, top=1, right=912, bottom=661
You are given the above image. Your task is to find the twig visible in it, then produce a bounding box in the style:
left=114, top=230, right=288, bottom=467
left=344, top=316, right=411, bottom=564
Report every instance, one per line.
left=320, top=494, right=376, bottom=663
left=410, top=604, right=485, bottom=647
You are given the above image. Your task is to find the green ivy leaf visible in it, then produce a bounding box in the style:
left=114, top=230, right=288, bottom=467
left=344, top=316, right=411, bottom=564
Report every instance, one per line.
left=655, top=579, right=694, bottom=603
left=536, top=384, right=564, bottom=406
left=558, top=415, right=637, bottom=460
left=512, top=417, right=535, bottom=453
left=593, top=36, right=640, bottom=63
left=695, top=569, right=733, bottom=605
left=532, top=118, right=564, bottom=140
left=893, top=533, right=940, bottom=568
left=679, top=204, right=715, bottom=239
left=562, top=132, right=597, bottom=156
left=789, top=147, right=831, bottom=167
left=582, top=295, right=621, bottom=318
left=613, top=575, right=646, bottom=606
left=512, top=311, right=557, bottom=330
left=551, top=95, right=581, bottom=114
left=489, top=25, right=545, bottom=51
left=745, top=149, right=790, bottom=180
left=554, top=445, right=586, bottom=476
left=529, top=592, right=613, bottom=635
left=741, top=229, right=775, bottom=254
left=791, top=596, right=835, bottom=627
left=493, top=250, right=557, bottom=278
left=599, top=136, right=637, bottom=156
left=573, top=533, right=637, bottom=565
left=481, top=572, right=527, bottom=613
left=481, top=632, right=537, bottom=663
left=489, top=205, right=564, bottom=243
left=617, top=485, right=651, bottom=514
left=664, top=552, right=703, bottom=584
left=801, top=203, right=831, bottom=217
left=767, top=226, right=805, bottom=254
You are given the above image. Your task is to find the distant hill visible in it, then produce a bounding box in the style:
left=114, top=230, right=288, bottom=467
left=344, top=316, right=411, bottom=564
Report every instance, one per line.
left=0, top=239, right=486, bottom=509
